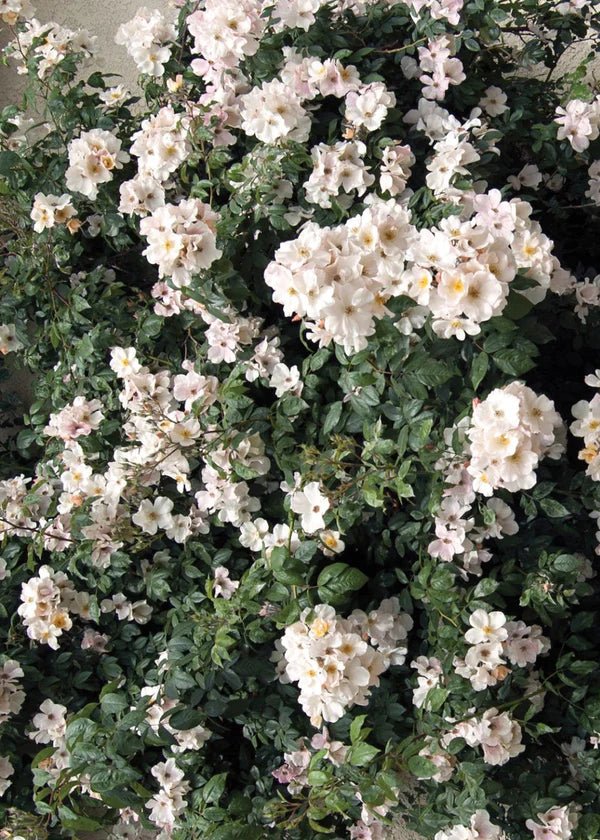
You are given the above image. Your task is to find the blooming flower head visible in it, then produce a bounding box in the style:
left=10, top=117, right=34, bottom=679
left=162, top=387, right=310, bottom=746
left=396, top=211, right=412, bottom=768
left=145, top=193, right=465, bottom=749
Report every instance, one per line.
left=0, top=324, right=23, bottom=355
left=31, top=193, right=76, bottom=233
left=464, top=609, right=508, bottom=645
left=290, top=481, right=330, bottom=533
left=213, top=565, right=239, bottom=599
left=65, top=128, right=129, bottom=199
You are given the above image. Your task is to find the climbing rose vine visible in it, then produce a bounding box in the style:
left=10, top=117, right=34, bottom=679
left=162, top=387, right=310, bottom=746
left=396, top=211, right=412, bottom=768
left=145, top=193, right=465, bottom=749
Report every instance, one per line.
left=0, top=0, right=600, bottom=838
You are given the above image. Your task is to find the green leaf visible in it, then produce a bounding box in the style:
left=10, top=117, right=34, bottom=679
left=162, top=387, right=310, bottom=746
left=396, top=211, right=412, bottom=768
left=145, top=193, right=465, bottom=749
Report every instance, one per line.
left=100, top=691, right=128, bottom=715
left=307, top=770, right=330, bottom=786
left=323, top=401, right=343, bottom=436
left=493, top=348, right=536, bottom=376
left=426, top=687, right=449, bottom=712
left=270, top=549, right=307, bottom=585
left=407, top=755, right=437, bottom=778
left=570, top=660, right=598, bottom=675
left=350, top=714, right=368, bottom=744
left=539, top=498, right=570, bottom=518
left=202, top=772, right=228, bottom=804
left=347, top=742, right=380, bottom=766
left=504, top=291, right=534, bottom=320
left=552, top=554, right=580, bottom=573
left=471, top=352, right=489, bottom=390
left=473, top=578, right=499, bottom=598
left=0, top=150, right=20, bottom=177
left=414, top=359, right=453, bottom=387
left=168, top=708, right=205, bottom=730
left=317, top=563, right=368, bottom=604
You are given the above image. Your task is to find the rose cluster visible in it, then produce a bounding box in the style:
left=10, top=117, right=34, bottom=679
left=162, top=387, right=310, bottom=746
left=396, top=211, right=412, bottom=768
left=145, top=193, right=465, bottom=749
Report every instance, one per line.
left=571, top=375, right=600, bottom=481
left=274, top=600, right=412, bottom=727
left=434, top=810, right=504, bottom=840
left=17, top=565, right=90, bottom=649
left=115, top=6, right=177, bottom=77
left=466, top=383, right=564, bottom=495
left=442, top=707, right=525, bottom=767
left=65, top=128, right=129, bottom=200
left=140, top=198, right=222, bottom=287
left=454, top=609, right=549, bottom=692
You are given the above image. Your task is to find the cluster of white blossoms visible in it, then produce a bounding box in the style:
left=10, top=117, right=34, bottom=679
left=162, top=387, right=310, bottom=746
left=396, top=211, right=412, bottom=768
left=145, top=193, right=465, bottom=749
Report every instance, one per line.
left=119, top=175, right=165, bottom=218
left=304, top=140, right=375, bottom=209
left=6, top=16, right=95, bottom=78
left=442, top=707, right=525, bottom=766
left=239, top=517, right=300, bottom=556
left=0, top=660, right=25, bottom=725
left=139, top=198, right=222, bottom=287
left=345, top=82, right=396, bottom=132
left=145, top=758, right=190, bottom=834
left=526, top=805, right=578, bottom=840
left=187, top=0, right=266, bottom=71
left=0, top=323, right=23, bottom=355
left=454, top=609, right=549, bottom=692
left=571, top=374, right=600, bottom=480
left=415, top=35, right=466, bottom=101
left=280, top=49, right=361, bottom=100
left=100, top=593, right=152, bottom=625
left=0, top=337, right=296, bottom=575
left=65, top=129, right=129, bottom=200
left=240, top=79, right=311, bottom=144
left=129, top=106, right=191, bottom=184
left=273, top=600, right=412, bottom=727
left=554, top=96, right=600, bottom=152
left=265, top=197, right=413, bottom=352
left=422, top=120, right=481, bottom=197
left=115, top=6, right=177, bottom=77
left=379, top=143, right=415, bottom=196
left=137, top=682, right=211, bottom=755
left=466, top=382, right=564, bottom=496
left=118, top=105, right=191, bottom=218
left=30, top=192, right=77, bottom=234
left=435, top=810, right=504, bottom=840
left=273, top=729, right=348, bottom=794
left=28, top=699, right=71, bottom=782
left=428, top=494, right=518, bottom=575
left=411, top=656, right=444, bottom=709
left=18, top=565, right=90, bottom=649
left=405, top=0, right=464, bottom=25
left=185, top=0, right=458, bottom=61
left=44, top=395, right=104, bottom=441
left=266, top=180, right=563, bottom=351
left=239, top=515, right=343, bottom=559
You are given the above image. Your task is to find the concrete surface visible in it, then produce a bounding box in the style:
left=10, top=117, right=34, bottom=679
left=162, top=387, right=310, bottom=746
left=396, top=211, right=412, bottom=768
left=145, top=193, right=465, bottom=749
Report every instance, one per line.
left=0, top=0, right=164, bottom=107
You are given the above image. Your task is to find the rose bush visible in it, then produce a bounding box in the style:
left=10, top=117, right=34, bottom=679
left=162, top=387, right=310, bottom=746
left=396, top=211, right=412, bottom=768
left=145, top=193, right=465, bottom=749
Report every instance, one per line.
left=0, top=0, right=600, bottom=837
